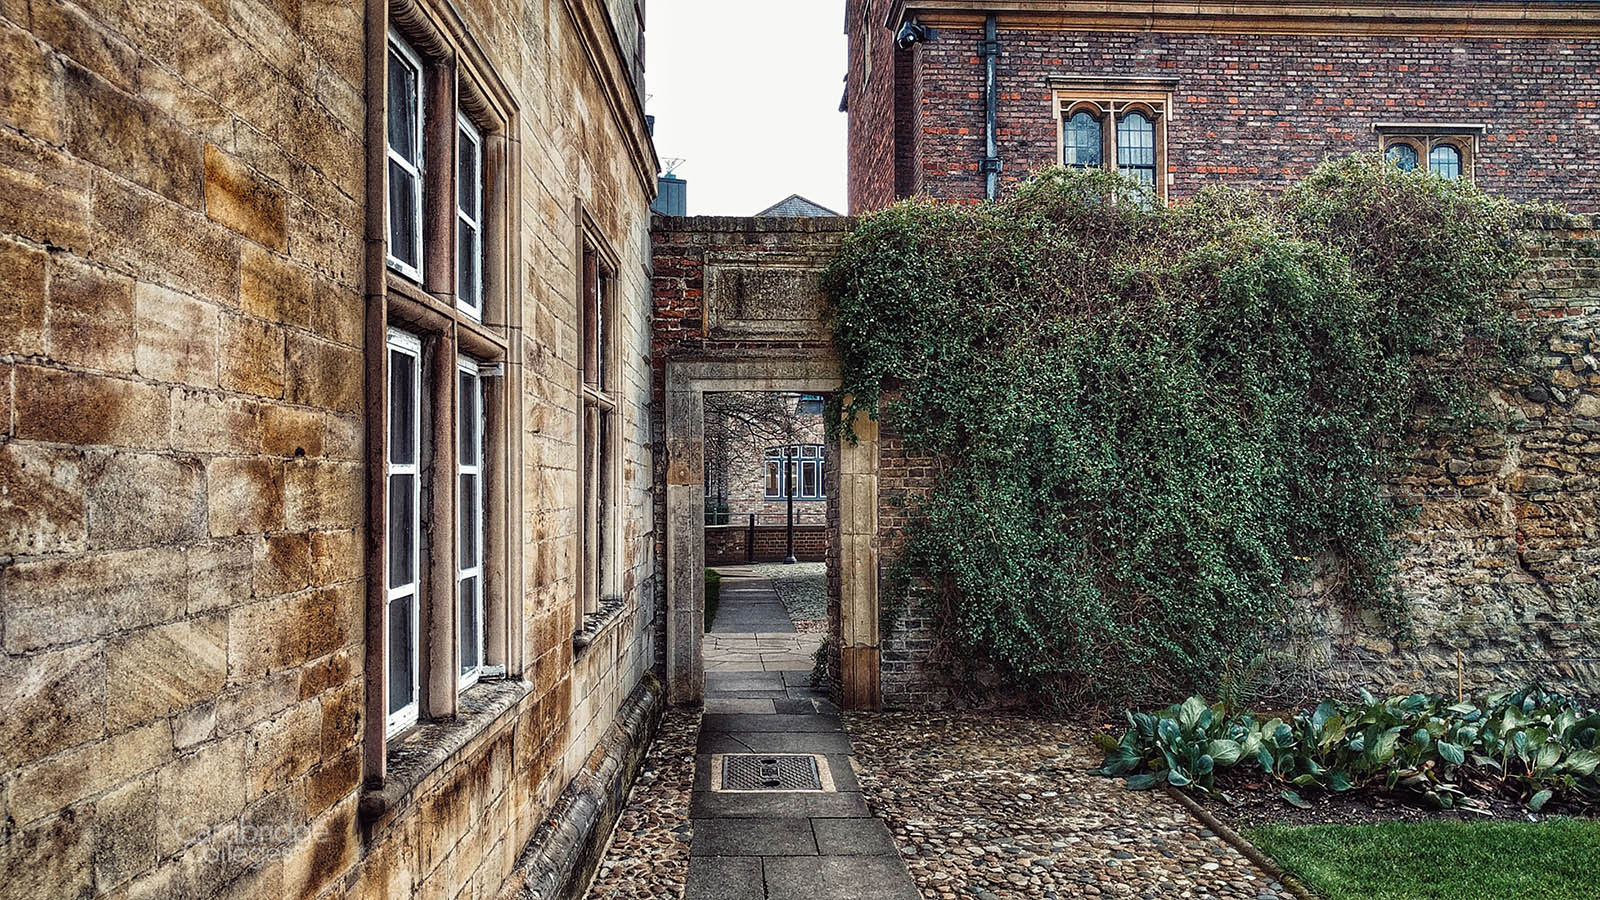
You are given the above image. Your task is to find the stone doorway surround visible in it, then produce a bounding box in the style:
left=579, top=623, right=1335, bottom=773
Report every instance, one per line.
left=664, top=354, right=880, bottom=708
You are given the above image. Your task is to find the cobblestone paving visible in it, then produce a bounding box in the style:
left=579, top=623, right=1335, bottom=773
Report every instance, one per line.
left=587, top=708, right=700, bottom=900
left=748, top=562, right=828, bottom=632
left=844, top=712, right=1292, bottom=900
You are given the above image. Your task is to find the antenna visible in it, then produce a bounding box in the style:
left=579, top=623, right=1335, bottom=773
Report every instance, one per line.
left=661, top=157, right=686, bottom=176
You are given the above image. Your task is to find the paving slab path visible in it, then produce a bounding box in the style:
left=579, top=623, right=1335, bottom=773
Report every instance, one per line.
left=686, top=668, right=923, bottom=900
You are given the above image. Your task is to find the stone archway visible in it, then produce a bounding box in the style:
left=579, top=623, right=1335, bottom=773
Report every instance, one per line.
left=663, top=354, right=880, bottom=708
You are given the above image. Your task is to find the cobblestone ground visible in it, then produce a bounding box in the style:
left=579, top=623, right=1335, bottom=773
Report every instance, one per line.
left=587, top=708, right=700, bottom=900
left=844, top=713, right=1292, bottom=900
left=749, top=562, right=827, bottom=632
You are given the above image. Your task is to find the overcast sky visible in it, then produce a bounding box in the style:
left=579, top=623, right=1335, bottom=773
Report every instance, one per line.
left=646, top=0, right=849, bottom=216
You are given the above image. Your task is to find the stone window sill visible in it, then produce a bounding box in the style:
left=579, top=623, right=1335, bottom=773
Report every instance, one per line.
left=573, top=597, right=626, bottom=654
left=358, top=677, right=531, bottom=823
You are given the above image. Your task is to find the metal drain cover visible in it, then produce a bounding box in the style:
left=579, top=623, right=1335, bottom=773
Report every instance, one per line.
left=715, top=753, right=833, bottom=792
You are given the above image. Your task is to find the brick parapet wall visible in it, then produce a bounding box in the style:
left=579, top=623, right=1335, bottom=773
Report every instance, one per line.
left=872, top=24, right=1600, bottom=212
left=877, top=216, right=1600, bottom=707
left=704, top=524, right=829, bottom=566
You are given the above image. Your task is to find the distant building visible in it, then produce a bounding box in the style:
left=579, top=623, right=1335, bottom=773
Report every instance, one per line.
left=756, top=194, right=844, bottom=217
left=845, top=0, right=1600, bottom=212
left=654, top=172, right=688, bottom=215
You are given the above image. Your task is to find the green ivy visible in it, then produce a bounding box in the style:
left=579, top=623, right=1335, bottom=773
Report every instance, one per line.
left=823, top=156, right=1532, bottom=706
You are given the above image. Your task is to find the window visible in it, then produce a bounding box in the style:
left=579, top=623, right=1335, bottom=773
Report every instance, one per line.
left=386, top=329, right=423, bottom=734
left=458, top=360, right=485, bottom=688
left=579, top=244, right=618, bottom=624
left=1386, top=143, right=1419, bottom=172
left=1063, top=111, right=1102, bottom=169
left=386, top=33, right=425, bottom=280
left=1428, top=144, right=1462, bottom=180
left=1376, top=127, right=1480, bottom=183
left=764, top=445, right=826, bottom=501
left=1053, top=85, right=1172, bottom=202
left=369, top=9, right=517, bottom=761
left=457, top=117, right=484, bottom=318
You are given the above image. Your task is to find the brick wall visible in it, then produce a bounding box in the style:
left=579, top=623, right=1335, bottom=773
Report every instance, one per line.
left=704, top=524, right=829, bottom=566
left=0, top=0, right=659, bottom=897
left=868, top=22, right=1600, bottom=212
left=845, top=0, right=901, bottom=213
left=874, top=217, right=1600, bottom=708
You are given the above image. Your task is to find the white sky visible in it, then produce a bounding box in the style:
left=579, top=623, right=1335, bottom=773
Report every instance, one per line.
left=646, top=0, right=849, bottom=216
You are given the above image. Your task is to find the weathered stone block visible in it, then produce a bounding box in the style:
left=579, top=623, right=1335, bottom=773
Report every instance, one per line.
left=155, top=733, right=248, bottom=858
left=305, top=746, right=360, bottom=819
left=239, top=241, right=312, bottom=327
left=106, top=615, right=227, bottom=730
left=226, top=595, right=301, bottom=680
left=208, top=456, right=285, bottom=536
left=186, top=537, right=254, bottom=614
left=90, top=174, right=240, bottom=302
left=0, top=546, right=186, bottom=652
left=171, top=387, right=262, bottom=454
left=0, top=20, right=66, bottom=143
left=45, top=253, right=136, bottom=371
left=11, top=718, right=170, bottom=825
left=0, top=642, right=105, bottom=770
left=28, top=0, right=139, bottom=94
left=135, top=281, right=218, bottom=385
left=0, top=234, right=46, bottom=357
left=285, top=332, right=361, bottom=413
left=86, top=451, right=207, bottom=549
left=282, top=458, right=360, bottom=530
left=218, top=312, right=287, bottom=399
left=0, top=805, right=95, bottom=900
left=216, top=666, right=299, bottom=732
left=0, top=441, right=87, bottom=555
left=204, top=141, right=287, bottom=250
left=65, top=62, right=201, bottom=208
left=93, top=771, right=159, bottom=890
left=14, top=365, right=169, bottom=449
left=261, top=404, right=323, bottom=458
left=0, top=127, right=91, bottom=252
left=245, top=699, right=320, bottom=799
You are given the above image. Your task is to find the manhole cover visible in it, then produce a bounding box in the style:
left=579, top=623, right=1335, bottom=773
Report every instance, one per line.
left=715, top=753, right=832, bottom=792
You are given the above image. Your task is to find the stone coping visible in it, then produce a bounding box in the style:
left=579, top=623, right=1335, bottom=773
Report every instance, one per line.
left=358, top=677, right=531, bottom=823
left=652, top=214, right=854, bottom=233
left=572, top=596, right=627, bottom=653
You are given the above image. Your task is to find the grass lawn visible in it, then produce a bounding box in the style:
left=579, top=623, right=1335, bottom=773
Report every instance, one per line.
left=703, top=568, right=721, bottom=630
left=1245, top=818, right=1600, bottom=900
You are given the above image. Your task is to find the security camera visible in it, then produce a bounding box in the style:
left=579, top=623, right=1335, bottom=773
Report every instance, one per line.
left=895, top=21, right=938, bottom=50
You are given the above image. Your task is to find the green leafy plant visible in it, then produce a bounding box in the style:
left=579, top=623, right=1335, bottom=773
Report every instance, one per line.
left=1094, top=684, right=1600, bottom=812
left=824, top=156, right=1532, bottom=706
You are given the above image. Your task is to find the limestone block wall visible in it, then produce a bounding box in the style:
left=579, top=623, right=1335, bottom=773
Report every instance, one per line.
left=0, top=0, right=660, bottom=898
left=876, top=217, right=1600, bottom=708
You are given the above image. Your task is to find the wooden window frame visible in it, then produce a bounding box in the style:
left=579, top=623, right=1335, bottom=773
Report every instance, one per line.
left=457, top=357, right=486, bottom=691
left=576, top=211, right=623, bottom=635
left=386, top=31, right=426, bottom=281
left=364, top=0, right=523, bottom=788
left=385, top=328, right=424, bottom=736
left=456, top=115, right=485, bottom=320
left=765, top=444, right=826, bottom=501
left=1051, top=79, right=1176, bottom=204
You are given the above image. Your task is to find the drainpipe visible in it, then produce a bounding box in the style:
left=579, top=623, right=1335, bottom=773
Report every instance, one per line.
left=980, top=13, right=1001, bottom=200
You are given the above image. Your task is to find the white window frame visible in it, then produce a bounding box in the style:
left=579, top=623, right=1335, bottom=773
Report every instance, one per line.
left=386, top=31, right=425, bottom=282
left=386, top=328, right=423, bottom=735
left=457, top=357, right=486, bottom=690
left=765, top=444, right=825, bottom=500
left=456, top=115, right=484, bottom=319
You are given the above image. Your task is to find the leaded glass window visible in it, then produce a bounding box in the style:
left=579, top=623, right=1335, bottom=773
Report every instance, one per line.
left=1116, top=112, right=1157, bottom=188
left=1064, top=111, right=1102, bottom=168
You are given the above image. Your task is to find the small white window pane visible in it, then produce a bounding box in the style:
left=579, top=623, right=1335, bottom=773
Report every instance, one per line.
left=388, top=162, right=421, bottom=272
left=460, top=473, right=479, bottom=565
left=1117, top=112, right=1157, bottom=187
left=386, top=47, right=419, bottom=164
left=388, top=347, right=416, bottom=464
left=458, top=369, right=479, bottom=464
left=1429, top=144, right=1462, bottom=180
left=459, top=576, right=481, bottom=676
left=388, top=474, right=414, bottom=588
left=802, top=460, right=819, bottom=498
left=387, top=595, right=415, bottom=714
left=457, top=222, right=479, bottom=310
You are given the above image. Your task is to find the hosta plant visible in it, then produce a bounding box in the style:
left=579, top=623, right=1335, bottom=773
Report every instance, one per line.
left=1095, top=684, right=1600, bottom=811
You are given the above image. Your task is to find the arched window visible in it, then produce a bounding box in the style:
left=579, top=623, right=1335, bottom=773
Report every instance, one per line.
left=1116, top=111, right=1157, bottom=188
left=1063, top=110, right=1102, bottom=168
left=1386, top=143, right=1419, bottom=172
left=1428, top=143, right=1462, bottom=180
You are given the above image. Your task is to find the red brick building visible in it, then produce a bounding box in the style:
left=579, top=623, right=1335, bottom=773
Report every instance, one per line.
left=845, top=0, right=1600, bottom=213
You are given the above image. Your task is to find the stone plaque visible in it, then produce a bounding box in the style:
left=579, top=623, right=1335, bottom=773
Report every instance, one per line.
left=704, top=250, right=830, bottom=338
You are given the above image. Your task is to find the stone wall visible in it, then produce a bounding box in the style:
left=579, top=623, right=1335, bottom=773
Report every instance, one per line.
left=875, top=216, right=1600, bottom=708
left=850, top=11, right=1600, bottom=212
left=0, top=1, right=661, bottom=898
